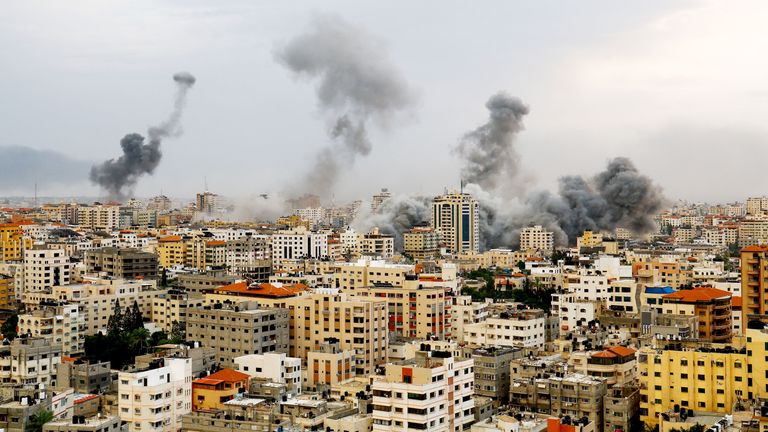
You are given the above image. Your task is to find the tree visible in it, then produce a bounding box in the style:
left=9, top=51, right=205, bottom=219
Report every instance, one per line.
left=106, top=300, right=123, bottom=336
left=123, top=301, right=144, bottom=332
left=161, top=268, right=168, bottom=287
left=1, top=314, right=18, bottom=340
left=26, top=410, right=53, bottom=432
left=170, top=320, right=186, bottom=343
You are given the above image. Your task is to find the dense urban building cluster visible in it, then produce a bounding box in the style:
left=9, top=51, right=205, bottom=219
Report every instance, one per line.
left=0, top=191, right=767, bottom=432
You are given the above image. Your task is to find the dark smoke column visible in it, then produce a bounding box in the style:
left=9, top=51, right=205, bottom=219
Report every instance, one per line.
left=90, top=72, right=197, bottom=199
left=456, top=92, right=529, bottom=190
left=274, top=14, right=414, bottom=196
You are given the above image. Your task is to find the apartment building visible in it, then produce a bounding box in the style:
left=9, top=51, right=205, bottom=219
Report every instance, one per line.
left=157, top=235, right=187, bottom=268
left=286, top=290, right=387, bottom=376
left=403, top=226, right=440, bottom=260
left=464, top=310, right=547, bottom=349
left=569, top=346, right=637, bottom=386
left=0, top=224, right=28, bottom=262
left=348, top=281, right=452, bottom=340
left=741, top=245, right=768, bottom=324
left=467, top=346, right=518, bottom=405
left=519, top=225, right=554, bottom=253
left=55, top=359, right=112, bottom=394
left=0, top=337, right=62, bottom=386
left=304, top=339, right=356, bottom=392
left=84, top=247, right=158, bottom=279
left=117, top=356, right=192, bottom=432
left=0, top=274, right=15, bottom=308
left=661, top=287, right=732, bottom=342
left=431, top=192, right=479, bottom=254
left=18, top=304, right=84, bottom=356
left=186, top=301, right=290, bottom=366
left=22, top=278, right=163, bottom=335
left=371, top=349, right=475, bottom=432
left=224, top=236, right=271, bottom=280
left=271, top=227, right=328, bottom=266
left=77, top=204, right=119, bottom=231
left=355, top=228, right=395, bottom=258
left=150, top=290, right=204, bottom=333
left=234, top=352, right=302, bottom=395
left=192, top=368, right=251, bottom=411
left=509, top=373, right=607, bottom=430
left=334, top=259, right=413, bottom=290
left=632, top=260, right=690, bottom=289
left=451, top=296, right=489, bottom=343
left=738, top=219, right=768, bottom=246
left=603, top=383, right=640, bottom=432
left=23, top=248, right=72, bottom=292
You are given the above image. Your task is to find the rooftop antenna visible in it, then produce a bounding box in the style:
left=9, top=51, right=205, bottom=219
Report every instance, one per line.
left=34, top=182, right=38, bottom=208
left=460, top=178, right=465, bottom=194
left=204, top=176, right=208, bottom=193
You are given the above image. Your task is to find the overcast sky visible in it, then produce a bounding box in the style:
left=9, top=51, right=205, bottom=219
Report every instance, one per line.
left=2, top=0, right=767, bottom=203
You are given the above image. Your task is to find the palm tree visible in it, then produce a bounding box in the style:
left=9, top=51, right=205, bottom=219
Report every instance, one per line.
left=128, top=328, right=151, bottom=354
left=26, top=410, right=53, bottom=432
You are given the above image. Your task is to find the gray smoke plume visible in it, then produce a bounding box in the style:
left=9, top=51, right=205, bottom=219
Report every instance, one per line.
left=457, top=92, right=529, bottom=190
left=275, top=14, right=413, bottom=196
left=353, top=194, right=431, bottom=250
left=475, top=157, right=665, bottom=249
left=90, top=72, right=196, bottom=198
left=0, top=146, right=90, bottom=193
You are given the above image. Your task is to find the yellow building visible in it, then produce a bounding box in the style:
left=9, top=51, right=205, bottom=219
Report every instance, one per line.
left=577, top=230, right=603, bottom=249
left=287, top=290, right=388, bottom=376
left=639, top=328, right=768, bottom=425
left=0, top=274, right=14, bottom=309
left=0, top=224, right=27, bottom=262
left=192, top=368, right=251, bottom=411
left=157, top=235, right=187, bottom=268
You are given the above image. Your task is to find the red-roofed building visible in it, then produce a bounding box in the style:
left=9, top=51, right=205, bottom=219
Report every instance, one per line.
left=662, top=287, right=732, bottom=343
left=570, top=346, right=637, bottom=386
left=192, top=368, right=251, bottom=411
left=208, top=282, right=308, bottom=308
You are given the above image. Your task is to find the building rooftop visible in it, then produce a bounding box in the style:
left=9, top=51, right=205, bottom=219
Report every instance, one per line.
left=663, top=287, right=731, bottom=302
left=214, top=281, right=307, bottom=298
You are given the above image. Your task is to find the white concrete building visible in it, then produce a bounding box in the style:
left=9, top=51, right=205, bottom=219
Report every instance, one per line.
left=371, top=350, right=474, bottom=432
left=450, top=296, right=489, bottom=343
left=118, top=356, right=192, bottom=432
left=23, top=248, right=72, bottom=293
left=463, top=312, right=546, bottom=349
left=234, top=352, right=301, bottom=395
left=271, top=228, right=328, bottom=266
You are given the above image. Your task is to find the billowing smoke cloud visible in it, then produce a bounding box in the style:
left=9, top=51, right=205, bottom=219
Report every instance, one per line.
left=353, top=194, right=431, bottom=249
left=474, top=157, right=665, bottom=249
left=275, top=14, right=413, bottom=196
left=90, top=72, right=196, bottom=199
left=456, top=92, right=529, bottom=190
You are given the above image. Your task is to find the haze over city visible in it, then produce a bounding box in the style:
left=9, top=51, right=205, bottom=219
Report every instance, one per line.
left=2, top=1, right=768, bottom=202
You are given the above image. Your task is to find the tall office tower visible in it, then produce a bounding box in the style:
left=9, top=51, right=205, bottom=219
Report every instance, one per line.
left=371, top=188, right=392, bottom=213
left=431, top=192, right=479, bottom=254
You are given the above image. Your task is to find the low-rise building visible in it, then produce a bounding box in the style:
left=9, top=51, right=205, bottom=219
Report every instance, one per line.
left=192, top=368, right=251, bottom=411
left=234, top=352, right=301, bottom=396
left=464, top=309, right=547, bottom=349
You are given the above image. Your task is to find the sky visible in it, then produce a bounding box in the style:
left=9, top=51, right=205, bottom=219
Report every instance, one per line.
left=1, top=0, right=767, bottom=204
